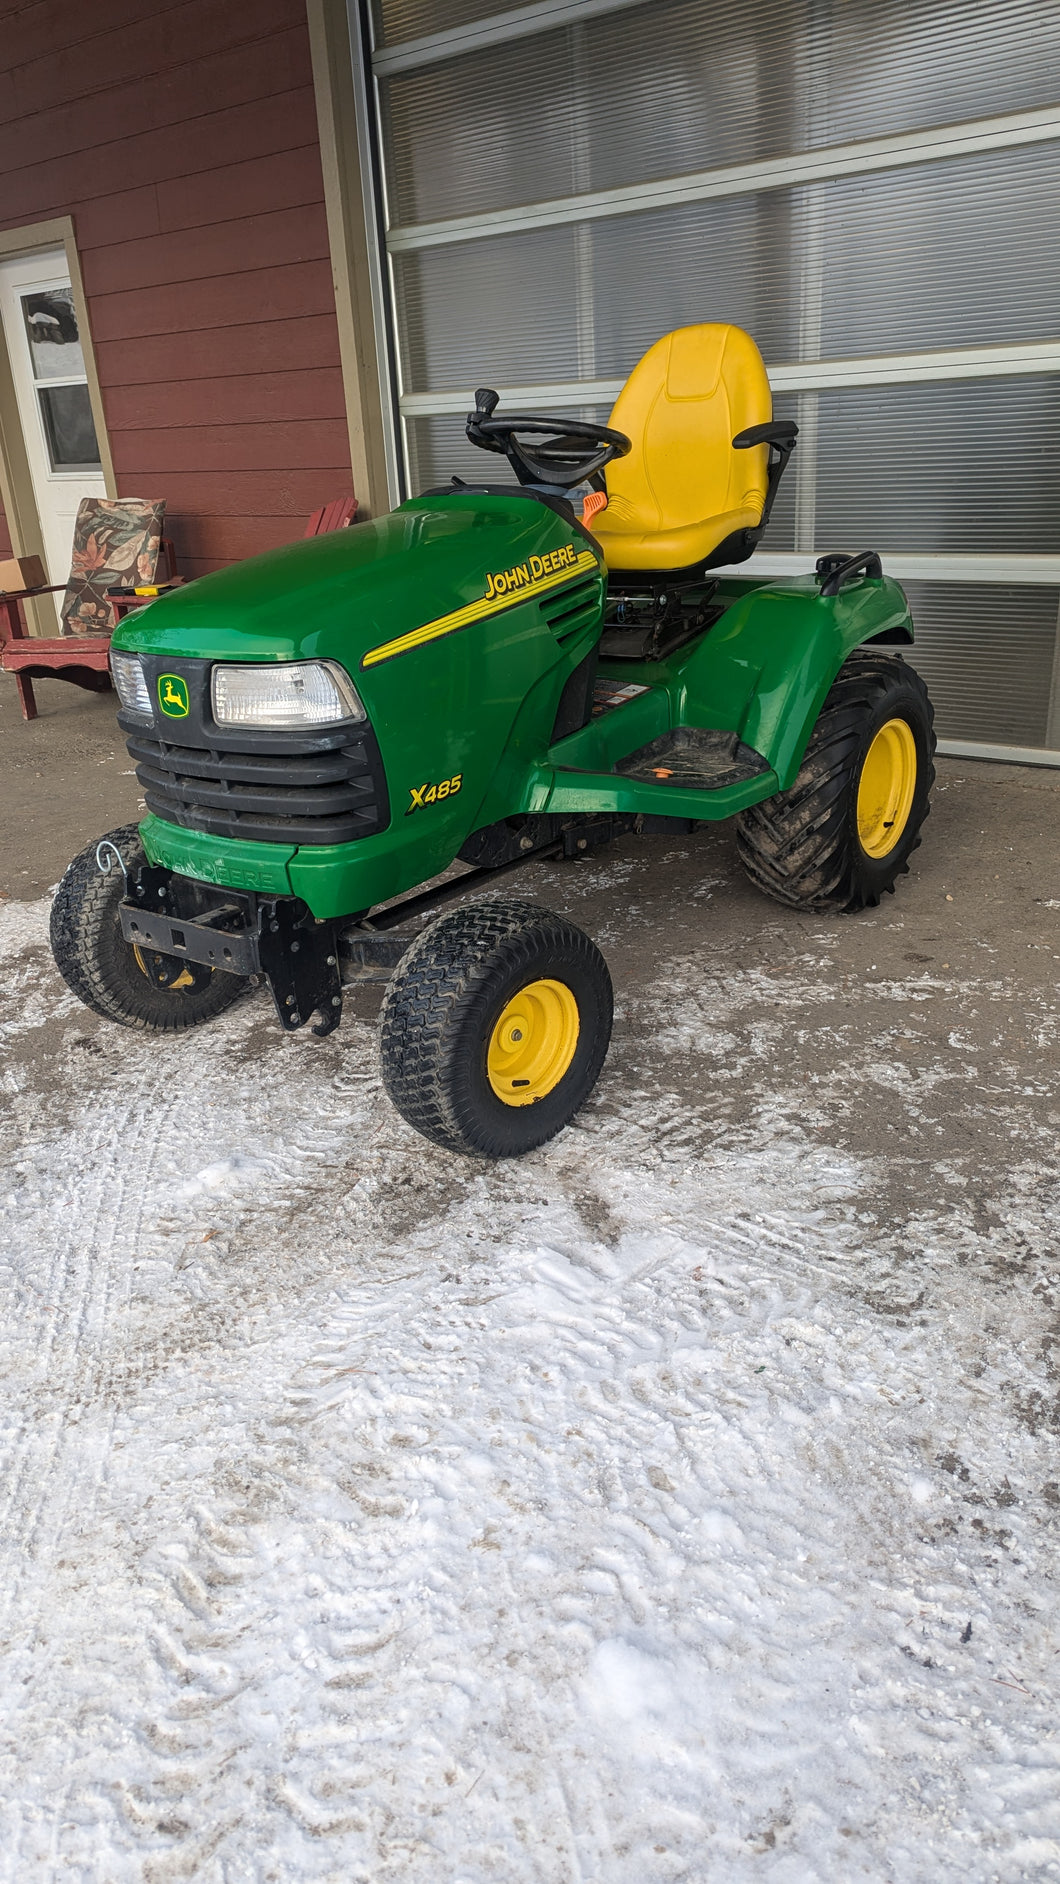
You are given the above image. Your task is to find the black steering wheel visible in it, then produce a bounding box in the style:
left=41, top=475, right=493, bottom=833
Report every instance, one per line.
left=466, top=388, right=631, bottom=489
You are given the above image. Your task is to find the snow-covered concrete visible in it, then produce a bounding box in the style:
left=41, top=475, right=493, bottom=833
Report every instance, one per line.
left=2, top=862, right=1059, bottom=1881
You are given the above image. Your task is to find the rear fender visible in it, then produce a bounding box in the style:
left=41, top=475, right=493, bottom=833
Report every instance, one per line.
left=675, top=572, right=914, bottom=789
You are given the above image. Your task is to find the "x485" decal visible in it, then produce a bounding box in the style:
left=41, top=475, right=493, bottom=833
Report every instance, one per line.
left=405, top=773, right=463, bottom=816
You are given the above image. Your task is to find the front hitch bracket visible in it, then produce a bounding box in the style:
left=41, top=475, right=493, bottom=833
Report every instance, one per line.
left=257, top=900, right=344, bottom=1038
left=119, top=863, right=346, bottom=1038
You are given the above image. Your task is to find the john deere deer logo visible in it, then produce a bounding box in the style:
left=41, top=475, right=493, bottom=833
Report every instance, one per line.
left=158, top=674, right=189, bottom=718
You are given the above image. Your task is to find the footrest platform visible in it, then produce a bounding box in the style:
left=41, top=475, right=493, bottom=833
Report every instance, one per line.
left=613, top=728, right=770, bottom=791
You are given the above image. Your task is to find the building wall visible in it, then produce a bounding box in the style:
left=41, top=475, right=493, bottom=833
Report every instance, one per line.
left=0, top=0, right=352, bottom=579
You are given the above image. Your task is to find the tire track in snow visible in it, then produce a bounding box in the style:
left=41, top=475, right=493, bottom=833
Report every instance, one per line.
left=96, top=1148, right=882, bottom=1879
left=0, top=934, right=175, bottom=1610
left=16, top=1050, right=442, bottom=1877
left=0, top=915, right=386, bottom=1876
left=7, top=1068, right=181, bottom=1585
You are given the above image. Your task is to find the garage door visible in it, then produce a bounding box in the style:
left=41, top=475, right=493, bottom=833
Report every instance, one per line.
left=359, top=0, right=1060, bottom=760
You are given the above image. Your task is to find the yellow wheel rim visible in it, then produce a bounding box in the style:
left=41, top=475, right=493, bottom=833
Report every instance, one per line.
left=856, top=717, right=918, bottom=858
left=487, top=978, right=580, bottom=1107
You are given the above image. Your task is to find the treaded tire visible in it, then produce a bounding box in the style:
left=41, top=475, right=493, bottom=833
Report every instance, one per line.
left=50, top=824, right=247, bottom=1031
left=379, top=897, right=613, bottom=1157
left=735, top=651, right=936, bottom=912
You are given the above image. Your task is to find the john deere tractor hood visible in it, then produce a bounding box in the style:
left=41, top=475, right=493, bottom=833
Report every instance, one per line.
left=112, top=492, right=600, bottom=671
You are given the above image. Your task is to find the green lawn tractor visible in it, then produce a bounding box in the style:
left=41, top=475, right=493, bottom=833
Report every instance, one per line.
left=52, top=323, right=935, bottom=1157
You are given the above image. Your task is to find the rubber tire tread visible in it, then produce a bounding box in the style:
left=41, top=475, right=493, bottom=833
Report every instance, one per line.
left=50, top=824, right=247, bottom=1031
left=379, top=897, right=613, bottom=1158
left=735, top=651, right=936, bottom=912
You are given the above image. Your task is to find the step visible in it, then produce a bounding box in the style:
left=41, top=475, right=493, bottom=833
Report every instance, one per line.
left=613, top=727, right=770, bottom=792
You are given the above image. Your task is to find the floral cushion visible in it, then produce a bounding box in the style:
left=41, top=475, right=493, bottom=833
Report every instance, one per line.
left=61, top=498, right=166, bottom=636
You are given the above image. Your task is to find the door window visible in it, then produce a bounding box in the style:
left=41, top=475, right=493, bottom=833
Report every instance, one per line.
left=19, top=287, right=101, bottom=474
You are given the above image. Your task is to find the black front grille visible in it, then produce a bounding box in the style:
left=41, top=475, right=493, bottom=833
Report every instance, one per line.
left=121, top=657, right=389, bottom=845
left=127, top=731, right=387, bottom=844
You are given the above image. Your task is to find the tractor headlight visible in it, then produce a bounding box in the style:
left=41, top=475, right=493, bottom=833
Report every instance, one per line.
left=110, top=648, right=152, bottom=719
left=211, top=660, right=365, bottom=729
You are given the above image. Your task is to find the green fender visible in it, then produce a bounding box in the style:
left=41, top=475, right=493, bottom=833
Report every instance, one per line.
left=530, top=569, right=914, bottom=822
left=675, top=571, right=914, bottom=789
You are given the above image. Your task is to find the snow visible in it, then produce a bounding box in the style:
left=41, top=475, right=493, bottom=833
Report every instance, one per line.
left=1, top=895, right=1059, bottom=1880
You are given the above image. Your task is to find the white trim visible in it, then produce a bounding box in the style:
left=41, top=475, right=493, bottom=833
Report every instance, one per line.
left=770, top=340, right=1060, bottom=391
left=373, top=0, right=644, bottom=75
left=937, top=739, right=1060, bottom=768
left=386, top=104, right=1060, bottom=251
left=401, top=377, right=621, bottom=417
left=711, top=553, right=1060, bottom=586
left=397, top=338, right=1060, bottom=418
left=346, top=0, right=404, bottom=507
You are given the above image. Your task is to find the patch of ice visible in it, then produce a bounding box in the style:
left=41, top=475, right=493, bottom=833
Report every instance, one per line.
left=0, top=895, right=51, bottom=955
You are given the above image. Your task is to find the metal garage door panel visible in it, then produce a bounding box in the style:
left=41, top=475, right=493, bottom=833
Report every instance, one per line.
left=377, top=0, right=1060, bottom=227
left=372, top=0, right=532, bottom=49
left=392, top=225, right=580, bottom=392
left=812, top=378, right=1060, bottom=556
left=902, top=583, right=1060, bottom=747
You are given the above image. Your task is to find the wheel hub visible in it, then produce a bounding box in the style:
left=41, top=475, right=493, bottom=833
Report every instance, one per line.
left=132, top=942, right=212, bottom=994
left=487, top=978, right=580, bottom=1106
left=856, top=717, right=917, bottom=858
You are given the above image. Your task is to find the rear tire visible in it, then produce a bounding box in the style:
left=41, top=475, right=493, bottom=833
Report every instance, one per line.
left=379, top=898, right=613, bottom=1157
left=735, top=651, right=935, bottom=912
left=50, top=824, right=247, bottom=1030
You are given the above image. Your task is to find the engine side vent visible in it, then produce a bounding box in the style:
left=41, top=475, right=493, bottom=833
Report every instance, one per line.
left=538, top=575, right=601, bottom=644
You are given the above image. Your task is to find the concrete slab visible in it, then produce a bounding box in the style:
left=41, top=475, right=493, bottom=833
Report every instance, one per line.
left=0, top=676, right=141, bottom=898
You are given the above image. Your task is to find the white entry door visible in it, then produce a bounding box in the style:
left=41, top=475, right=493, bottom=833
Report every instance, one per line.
left=0, top=248, right=107, bottom=584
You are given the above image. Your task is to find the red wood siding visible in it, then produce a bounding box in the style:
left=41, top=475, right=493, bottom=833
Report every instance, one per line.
left=0, top=0, right=353, bottom=578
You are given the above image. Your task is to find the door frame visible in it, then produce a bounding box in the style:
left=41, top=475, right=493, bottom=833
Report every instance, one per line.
left=305, top=0, right=399, bottom=515
left=0, top=216, right=115, bottom=635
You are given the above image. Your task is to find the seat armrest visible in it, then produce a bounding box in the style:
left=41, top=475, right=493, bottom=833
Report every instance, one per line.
left=732, top=420, right=799, bottom=450
left=0, top=584, right=66, bottom=644
left=731, top=420, right=799, bottom=529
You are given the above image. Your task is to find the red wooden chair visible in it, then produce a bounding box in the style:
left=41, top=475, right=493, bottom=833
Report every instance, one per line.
left=304, top=496, right=357, bottom=536
left=1, top=602, right=112, bottom=721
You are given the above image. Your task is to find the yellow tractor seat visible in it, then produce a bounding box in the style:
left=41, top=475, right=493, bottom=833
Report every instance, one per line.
left=593, top=324, right=796, bottom=575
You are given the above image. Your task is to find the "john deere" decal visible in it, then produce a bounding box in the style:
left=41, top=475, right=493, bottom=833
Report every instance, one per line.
left=483, top=543, right=578, bottom=599
left=158, top=674, right=189, bottom=718
left=362, top=547, right=599, bottom=670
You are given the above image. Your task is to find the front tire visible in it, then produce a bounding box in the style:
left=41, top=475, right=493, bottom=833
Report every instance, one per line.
left=735, top=651, right=935, bottom=912
left=379, top=898, right=613, bottom=1157
left=50, top=824, right=247, bottom=1031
